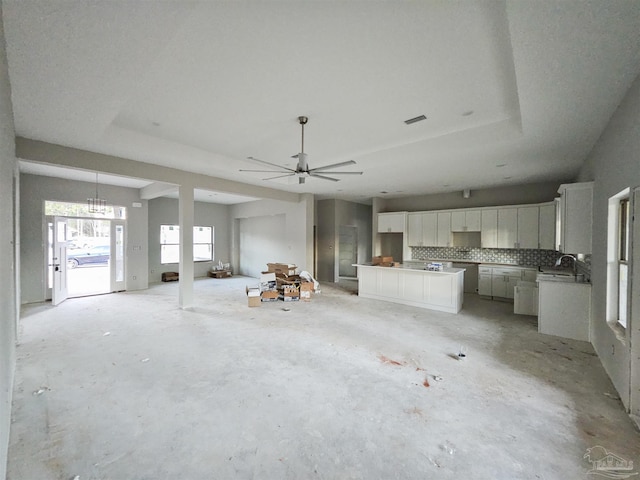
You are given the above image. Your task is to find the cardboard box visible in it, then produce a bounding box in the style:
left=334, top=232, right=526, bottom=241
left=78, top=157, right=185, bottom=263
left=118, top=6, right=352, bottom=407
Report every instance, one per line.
left=379, top=262, right=401, bottom=268
left=372, top=256, right=394, bottom=266
left=266, top=263, right=298, bottom=275
left=299, top=281, right=313, bottom=301
left=246, top=286, right=261, bottom=307
left=162, top=272, right=179, bottom=282
left=261, top=290, right=279, bottom=302
left=279, top=284, right=299, bottom=302
left=259, top=272, right=277, bottom=292
left=207, top=269, right=232, bottom=278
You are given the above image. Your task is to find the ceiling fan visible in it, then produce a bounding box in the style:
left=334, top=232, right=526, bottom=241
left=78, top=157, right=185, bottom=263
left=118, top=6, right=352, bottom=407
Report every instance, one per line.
left=240, top=116, right=363, bottom=184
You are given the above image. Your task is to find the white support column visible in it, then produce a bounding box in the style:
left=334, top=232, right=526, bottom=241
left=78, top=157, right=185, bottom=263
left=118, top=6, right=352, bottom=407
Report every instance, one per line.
left=178, top=185, right=194, bottom=309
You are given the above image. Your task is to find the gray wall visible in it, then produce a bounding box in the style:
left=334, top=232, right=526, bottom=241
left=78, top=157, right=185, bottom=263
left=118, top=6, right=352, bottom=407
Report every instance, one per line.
left=20, top=174, right=149, bottom=303
left=238, top=214, right=287, bottom=278
left=577, top=72, right=640, bottom=415
left=0, top=4, right=17, bottom=476
left=381, top=181, right=562, bottom=212
left=316, top=199, right=372, bottom=282
left=148, top=197, right=231, bottom=282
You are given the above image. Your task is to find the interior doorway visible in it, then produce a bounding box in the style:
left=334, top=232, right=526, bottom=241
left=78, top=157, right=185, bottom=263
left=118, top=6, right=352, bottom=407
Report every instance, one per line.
left=338, top=225, right=358, bottom=278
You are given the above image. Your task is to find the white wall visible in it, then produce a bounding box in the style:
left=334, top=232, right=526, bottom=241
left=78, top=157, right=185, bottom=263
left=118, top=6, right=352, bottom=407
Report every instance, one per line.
left=230, top=194, right=313, bottom=279
left=20, top=174, right=149, bottom=303
left=238, top=214, right=287, bottom=278
left=0, top=3, right=17, bottom=476
left=577, top=72, right=640, bottom=416
left=148, top=197, right=230, bottom=282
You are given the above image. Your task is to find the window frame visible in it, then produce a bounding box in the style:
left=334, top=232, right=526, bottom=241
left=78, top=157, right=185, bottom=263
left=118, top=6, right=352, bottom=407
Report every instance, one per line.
left=160, top=224, right=214, bottom=265
left=606, top=188, right=631, bottom=335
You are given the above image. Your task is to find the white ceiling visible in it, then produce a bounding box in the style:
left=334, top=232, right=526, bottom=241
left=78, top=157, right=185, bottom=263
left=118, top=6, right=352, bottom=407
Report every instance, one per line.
left=4, top=0, right=640, bottom=202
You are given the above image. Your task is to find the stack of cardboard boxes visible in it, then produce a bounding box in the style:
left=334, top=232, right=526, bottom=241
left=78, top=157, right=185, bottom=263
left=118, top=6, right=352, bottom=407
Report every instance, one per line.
left=246, top=263, right=315, bottom=307
left=371, top=256, right=400, bottom=267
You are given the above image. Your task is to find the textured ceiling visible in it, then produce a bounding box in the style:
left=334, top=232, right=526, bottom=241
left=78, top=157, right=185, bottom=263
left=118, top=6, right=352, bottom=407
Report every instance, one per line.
left=5, top=0, right=640, bottom=202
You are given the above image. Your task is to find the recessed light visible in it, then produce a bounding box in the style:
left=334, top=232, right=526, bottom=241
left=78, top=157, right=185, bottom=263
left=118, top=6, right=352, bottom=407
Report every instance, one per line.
left=496, top=164, right=506, bottom=168
left=380, top=191, right=388, bottom=194
left=443, top=184, right=451, bottom=187
left=152, top=121, right=161, bottom=127
left=462, top=110, right=474, bottom=117
left=504, top=176, right=512, bottom=180
left=404, top=115, right=427, bottom=125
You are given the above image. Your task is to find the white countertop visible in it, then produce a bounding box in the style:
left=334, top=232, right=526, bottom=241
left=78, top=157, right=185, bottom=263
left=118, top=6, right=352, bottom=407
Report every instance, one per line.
left=355, top=264, right=465, bottom=274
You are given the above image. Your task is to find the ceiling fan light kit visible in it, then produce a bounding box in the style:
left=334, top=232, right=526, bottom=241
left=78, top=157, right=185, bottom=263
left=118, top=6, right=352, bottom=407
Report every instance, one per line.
left=240, top=116, right=363, bottom=185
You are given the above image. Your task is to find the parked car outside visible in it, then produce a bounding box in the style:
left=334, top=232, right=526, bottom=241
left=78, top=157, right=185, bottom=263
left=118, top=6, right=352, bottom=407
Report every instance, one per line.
left=67, top=245, right=110, bottom=268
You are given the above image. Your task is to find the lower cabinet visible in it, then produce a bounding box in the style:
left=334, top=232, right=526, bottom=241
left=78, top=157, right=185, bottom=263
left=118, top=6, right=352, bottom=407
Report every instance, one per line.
left=478, top=265, right=536, bottom=299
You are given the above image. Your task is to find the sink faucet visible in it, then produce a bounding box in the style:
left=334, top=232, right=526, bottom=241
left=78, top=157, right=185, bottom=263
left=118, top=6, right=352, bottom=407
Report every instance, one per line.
left=555, top=254, right=578, bottom=275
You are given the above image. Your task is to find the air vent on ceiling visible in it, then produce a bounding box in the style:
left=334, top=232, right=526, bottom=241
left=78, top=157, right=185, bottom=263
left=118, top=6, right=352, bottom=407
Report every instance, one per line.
left=404, top=115, right=427, bottom=125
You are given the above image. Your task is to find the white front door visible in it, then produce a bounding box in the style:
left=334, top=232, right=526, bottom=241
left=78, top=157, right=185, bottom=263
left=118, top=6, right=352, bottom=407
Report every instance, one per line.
left=52, top=216, right=69, bottom=306
left=110, top=220, right=126, bottom=292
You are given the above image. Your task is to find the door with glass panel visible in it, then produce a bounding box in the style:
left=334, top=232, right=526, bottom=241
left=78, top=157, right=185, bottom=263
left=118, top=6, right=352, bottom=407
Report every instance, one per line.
left=111, top=220, right=125, bottom=292
left=52, top=216, right=69, bottom=306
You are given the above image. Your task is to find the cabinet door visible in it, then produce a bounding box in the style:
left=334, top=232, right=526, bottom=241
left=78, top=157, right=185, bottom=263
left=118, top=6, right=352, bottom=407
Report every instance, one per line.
left=560, top=183, right=593, bottom=254
left=422, top=213, right=438, bottom=246
left=451, top=211, right=466, bottom=232
left=481, top=209, right=498, bottom=248
left=538, top=203, right=555, bottom=250
left=436, top=212, right=451, bottom=246
left=491, top=275, right=507, bottom=297
left=465, top=210, right=481, bottom=231
left=478, top=274, right=492, bottom=296
left=377, top=213, right=405, bottom=233
left=505, top=276, right=519, bottom=299
left=517, top=206, right=539, bottom=249
left=497, top=208, right=518, bottom=248
left=522, top=269, right=538, bottom=282
left=407, top=213, right=423, bottom=246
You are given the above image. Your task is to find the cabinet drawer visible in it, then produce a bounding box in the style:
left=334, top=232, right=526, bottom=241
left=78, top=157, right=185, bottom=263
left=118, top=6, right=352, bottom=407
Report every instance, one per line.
left=479, top=266, right=493, bottom=274
left=493, top=267, right=520, bottom=277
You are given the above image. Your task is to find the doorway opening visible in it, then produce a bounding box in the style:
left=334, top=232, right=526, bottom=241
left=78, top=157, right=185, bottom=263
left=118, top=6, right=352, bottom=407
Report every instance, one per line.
left=45, top=201, right=126, bottom=303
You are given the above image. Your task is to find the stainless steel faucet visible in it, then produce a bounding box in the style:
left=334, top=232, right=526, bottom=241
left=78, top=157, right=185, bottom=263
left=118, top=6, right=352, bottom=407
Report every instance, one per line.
left=555, top=254, right=577, bottom=275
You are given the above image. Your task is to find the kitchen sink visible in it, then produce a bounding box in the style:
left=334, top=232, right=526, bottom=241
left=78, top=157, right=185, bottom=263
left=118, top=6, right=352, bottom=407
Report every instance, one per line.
left=536, top=272, right=586, bottom=283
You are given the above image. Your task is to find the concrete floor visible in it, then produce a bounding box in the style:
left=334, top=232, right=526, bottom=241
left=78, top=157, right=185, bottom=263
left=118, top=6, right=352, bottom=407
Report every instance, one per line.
left=8, top=277, right=640, bottom=479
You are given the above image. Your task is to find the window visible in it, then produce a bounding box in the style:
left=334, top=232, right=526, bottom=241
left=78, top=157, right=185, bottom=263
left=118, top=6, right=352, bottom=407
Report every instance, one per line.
left=160, top=225, right=214, bottom=264
left=606, top=189, right=631, bottom=332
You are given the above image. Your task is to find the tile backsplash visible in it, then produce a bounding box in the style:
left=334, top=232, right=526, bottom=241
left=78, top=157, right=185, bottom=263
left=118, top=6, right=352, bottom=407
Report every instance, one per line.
left=411, top=246, right=560, bottom=267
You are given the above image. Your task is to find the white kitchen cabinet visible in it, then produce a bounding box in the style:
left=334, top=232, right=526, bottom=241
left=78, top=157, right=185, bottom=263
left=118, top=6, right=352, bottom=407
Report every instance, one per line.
left=517, top=206, right=539, bottom=249
left=377, top=212, right=406, bottom=233
left=557, top=182, right=593, bottom=254
left=538, top=278, right=591, bottom=341
left=436, top=212, right=452, bottom=246
left=478, top=265, right=533, bottom=299
left=451, top=210, right=481, bottom=232
left=538, top=203, right=555, bottom=250
left=478, top=269, right=492, bottom=296
left=481, top=209, right=498, bottom=248
left=497, top=208, right=518, bottom=248
left=407, top=212, right=437, bottom=246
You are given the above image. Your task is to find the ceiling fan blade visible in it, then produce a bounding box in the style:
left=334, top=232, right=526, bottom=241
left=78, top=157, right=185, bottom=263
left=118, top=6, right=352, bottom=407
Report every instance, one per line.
left=311, top=171, right=363, bottom=175
left=309, top=160, right=357, bottom=173
left=263, top=173, right=295, bottom=181
left=247, top=156, right=296, bottom=172
left=239, top=169, right=291, bottom=173
left=309, top=173, right=340, bottom=182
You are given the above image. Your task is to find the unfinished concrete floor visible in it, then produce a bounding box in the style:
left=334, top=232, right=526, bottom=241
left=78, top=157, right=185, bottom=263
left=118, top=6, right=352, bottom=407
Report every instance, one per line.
left=8, top=277, right=640, bottom=479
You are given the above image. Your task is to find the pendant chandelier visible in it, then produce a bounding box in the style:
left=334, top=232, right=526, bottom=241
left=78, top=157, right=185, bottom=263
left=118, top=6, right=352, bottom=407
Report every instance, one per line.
left=87, top=172, right=106, bottom=214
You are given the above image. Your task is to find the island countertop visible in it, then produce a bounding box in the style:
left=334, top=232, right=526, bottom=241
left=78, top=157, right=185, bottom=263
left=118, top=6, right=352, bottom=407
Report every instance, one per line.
left=353, top=264, right=465, bottom=313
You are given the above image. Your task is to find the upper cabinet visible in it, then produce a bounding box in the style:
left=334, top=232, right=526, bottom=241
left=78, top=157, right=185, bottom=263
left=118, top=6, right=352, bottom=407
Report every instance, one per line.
left=436, top=212, right=452, bottom=247
left=407, top=212, right=437, bottom=246
left=557, top=182, right=593, bottom=254
left=481, top=209, right=498, bottom=248
left=516, top=206, right=539, bottom=249
left=451, top=210, right=481, bottom=232
left=497, top=208, right=518, bottom=248
left=538, top=203, right=555, bottom=250
left=377, top=212, right=407, bottom=233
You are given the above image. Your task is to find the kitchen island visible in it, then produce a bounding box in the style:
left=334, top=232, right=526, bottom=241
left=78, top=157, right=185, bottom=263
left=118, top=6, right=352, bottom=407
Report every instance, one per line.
left=354, top=264, right=465, bottom=313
